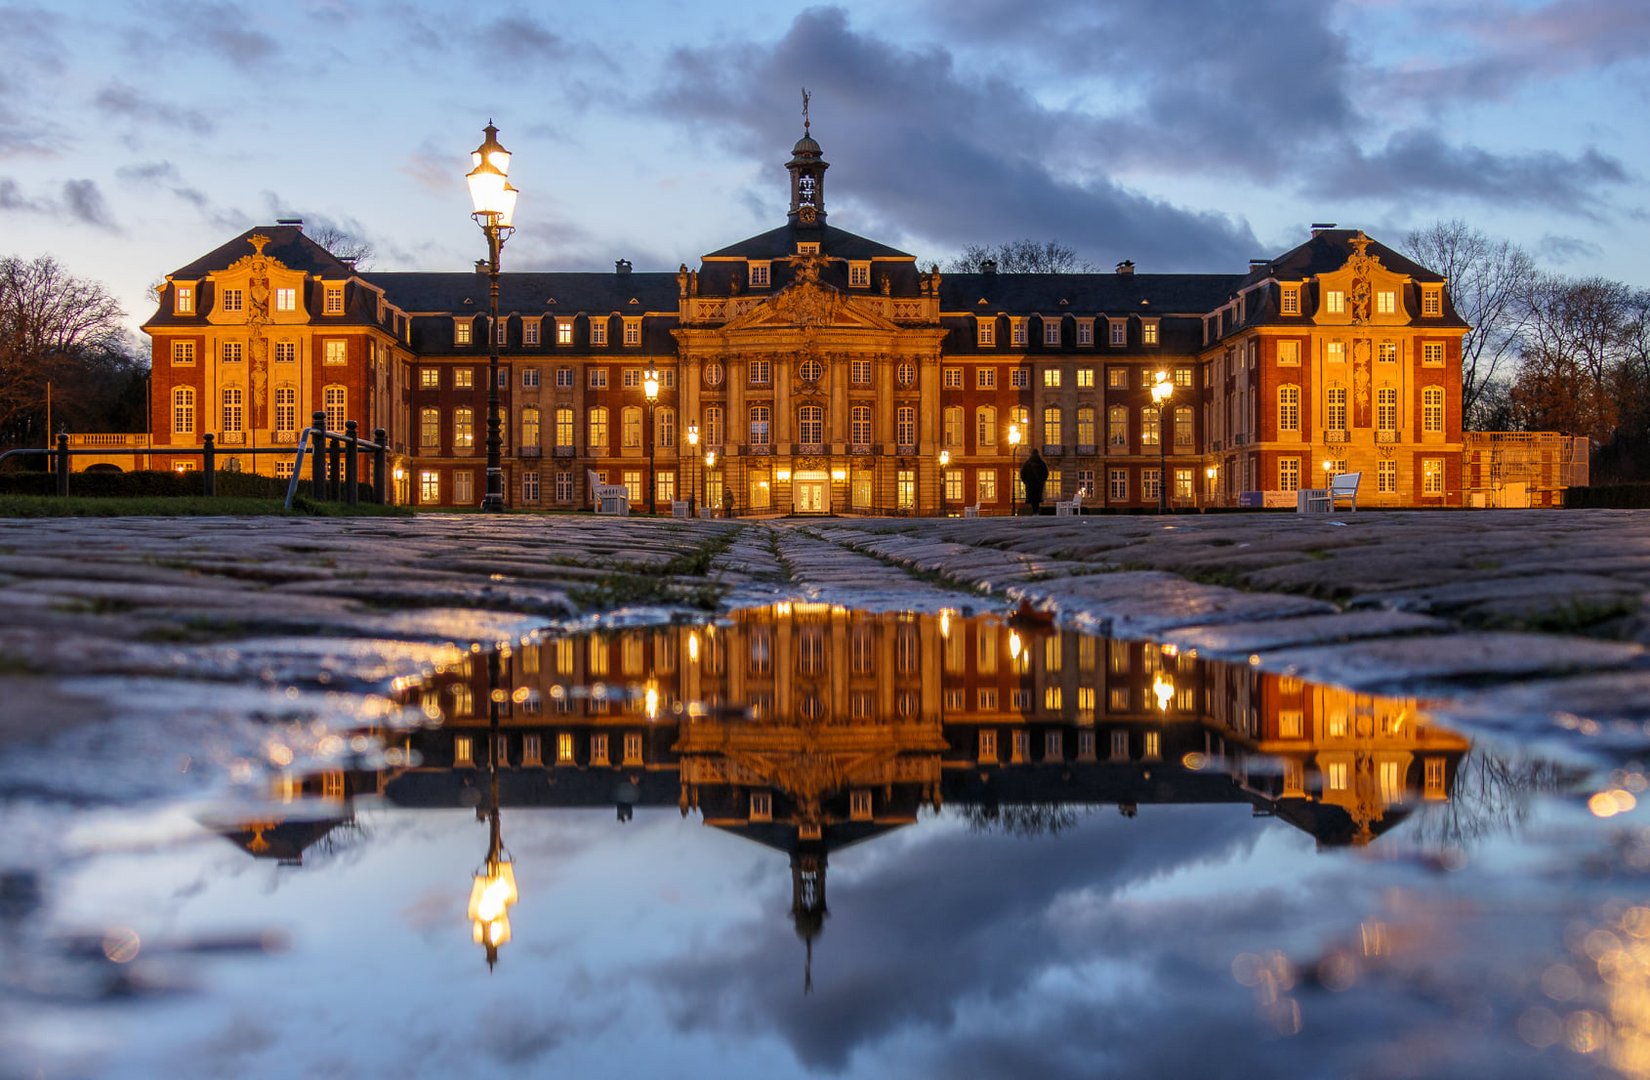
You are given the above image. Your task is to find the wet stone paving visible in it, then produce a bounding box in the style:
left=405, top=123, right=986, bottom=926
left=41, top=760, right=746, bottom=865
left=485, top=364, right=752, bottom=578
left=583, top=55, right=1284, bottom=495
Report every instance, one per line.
left=1, top=509, right=1649, bottom=1079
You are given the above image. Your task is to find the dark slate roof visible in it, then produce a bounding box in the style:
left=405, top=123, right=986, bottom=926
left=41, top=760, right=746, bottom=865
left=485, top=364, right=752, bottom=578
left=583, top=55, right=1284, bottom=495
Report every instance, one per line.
left=366, top=271, right=680, bottom=314
left=702, top=221, right=914, bottom=262
left=168, top=225, right=360, bottom=280
left=940, top=272, right=1243, bottom=315
left=1241, top=228, right=1444, bottom=288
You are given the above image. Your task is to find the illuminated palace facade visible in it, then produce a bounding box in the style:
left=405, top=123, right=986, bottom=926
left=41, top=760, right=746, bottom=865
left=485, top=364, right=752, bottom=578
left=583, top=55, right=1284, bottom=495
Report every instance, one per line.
left=143, top=128, right=1469, bottom=512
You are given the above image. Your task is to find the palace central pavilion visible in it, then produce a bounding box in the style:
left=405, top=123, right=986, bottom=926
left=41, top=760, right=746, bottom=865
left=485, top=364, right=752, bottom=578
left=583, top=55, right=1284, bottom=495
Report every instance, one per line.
left=141, top=125, right=1469, bottom=512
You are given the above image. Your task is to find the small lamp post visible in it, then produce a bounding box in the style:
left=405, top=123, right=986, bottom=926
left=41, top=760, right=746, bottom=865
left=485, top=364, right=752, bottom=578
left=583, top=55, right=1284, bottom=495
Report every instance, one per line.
left=465, top=121, right=519, bottom=514
left=686, top=423, right=699, bottom=517
left=1008, top=422, right=1023, bottom=516
left=1323, top=459, right=1335, bottom=488
left=704, top=449, right=716, bottom=517
left=1204, top=464, right=1217, bottom=511
left=1150, top=370, right=1173, bottom=514
left=938, top=449, right=951, bottom=518
left=643, top=367, right=660, bottom=514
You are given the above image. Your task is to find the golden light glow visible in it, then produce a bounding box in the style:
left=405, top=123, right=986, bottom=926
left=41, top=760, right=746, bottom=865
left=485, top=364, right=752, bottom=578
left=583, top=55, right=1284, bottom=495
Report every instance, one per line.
left=687, top=631, right=700, bottom=663
left=1206, top=465, right=1217, bottom=479
left=1008, top=629, right=1022, bottom=661
left=1153, top=672, right=1175, bottom=711
left=686, top=423, right=699, bottom=448
left=938, top=449, right=951, bottom=469
left=645, top=684, right=660, bottom=720
left=830, top=468, right=846, bottom=482
left=465, top=123, right=518, bottom=226
left=643, top=367, right=660, bottom=402
left=468, top=859, right=518, bottom=950
left=776, top=467, right=792, bottom=482
left=1008, top=423, right=1022, bottom=447
left=939, top=608, right=953, bottom=639
left=1151, top=370, right=1173, bottom=405
left=1590, top=789, right=1639, bottom=817
left=705, top=450, right=716, bottom=469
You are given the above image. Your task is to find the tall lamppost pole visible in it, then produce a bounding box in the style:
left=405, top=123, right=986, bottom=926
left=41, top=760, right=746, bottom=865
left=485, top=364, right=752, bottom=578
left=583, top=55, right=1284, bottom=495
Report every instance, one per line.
left=704, top=449, right=716, bottom=516
left=938, top=448, right=950, bottom=518
left=643, top=367, right=660, bottom=514
left=465, top=121, right=519, bottom=514
left=686, top=422, right=699, bottom=517
left=1008, top=422, right=1023, bottom=516
left=1151, top=370, right=1173, bottom=514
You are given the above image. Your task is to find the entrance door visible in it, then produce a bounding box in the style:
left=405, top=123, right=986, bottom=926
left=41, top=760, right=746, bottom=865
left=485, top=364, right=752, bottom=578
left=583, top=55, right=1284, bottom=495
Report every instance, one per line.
left=794, top=471, right=828, bottom=513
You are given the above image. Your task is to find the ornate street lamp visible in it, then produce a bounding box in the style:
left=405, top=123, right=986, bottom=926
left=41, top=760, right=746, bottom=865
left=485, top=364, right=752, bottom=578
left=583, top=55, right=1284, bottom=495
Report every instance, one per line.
left=1151, top=370, right=1173, bottom=514
left=1204, top=464, right=1218, bottom=511
left=1008, top=422, right=1023, bottom=517
left=938, top=448, right=950, bottom=518
left=643, top=367, right=660, bottom=514
left=468, top=651, right=517, bottom=968
left=686, top=423, right=699, bottom=517
left=465, top=121, right=519, bottom=513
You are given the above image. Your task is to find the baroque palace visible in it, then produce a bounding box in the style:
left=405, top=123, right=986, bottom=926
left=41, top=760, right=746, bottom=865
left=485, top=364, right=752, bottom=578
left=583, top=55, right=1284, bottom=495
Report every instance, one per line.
left=141, top=125, right=1474, bottom=512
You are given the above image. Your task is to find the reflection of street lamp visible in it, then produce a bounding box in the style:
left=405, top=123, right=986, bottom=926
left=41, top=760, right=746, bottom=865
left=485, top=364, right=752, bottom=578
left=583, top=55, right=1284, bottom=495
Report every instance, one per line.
left=1008, top=423, right=1023, bottom=516
left=1151, top=370, right=1172, bottom=514
left=469, top=651, right=517, bottom=968
left=938, top=449, right=950, bottom=518
left=1008, top=628, right=1023, bottom=663
left=643, top=367, right=660, bottom=514
left=465, top=121, right=519, bottom=514
left=1153, top=671, right=1175, bottom=712
left=686, top=423, right=699, bottom=517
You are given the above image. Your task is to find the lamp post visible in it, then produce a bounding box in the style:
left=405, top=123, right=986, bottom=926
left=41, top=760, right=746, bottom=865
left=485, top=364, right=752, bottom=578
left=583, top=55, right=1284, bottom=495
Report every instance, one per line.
left=1150, top=370, right=1172, bottom=514
left=1008, top=422, right=1023, bottom=516
left=465, top=121, right=519, bottom=513
left=643, top=367, right=660, bottom=514
left=1204, top=464, right=1217, bottom=511
left=938, top=448, right=950, bottom=518
left=704, top=449, right=716, bottom=517
left=468, top=650, right=517, bottom=968
left=686, top=423, right=699, bottom=517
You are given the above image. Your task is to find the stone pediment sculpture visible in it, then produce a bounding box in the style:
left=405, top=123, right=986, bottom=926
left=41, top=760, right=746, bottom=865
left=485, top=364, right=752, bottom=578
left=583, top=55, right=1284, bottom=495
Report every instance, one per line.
left=723, top=276, right=902, bottom=333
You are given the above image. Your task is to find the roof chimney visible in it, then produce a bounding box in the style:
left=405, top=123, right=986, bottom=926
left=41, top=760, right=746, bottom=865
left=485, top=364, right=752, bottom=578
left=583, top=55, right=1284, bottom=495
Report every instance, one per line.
left=1249, top=259, right=1269, bottom=272
left=1115, top=259, right=1134, bottom=276
left=276, top=217, right=304, bottom=230
left=1310, top=222, right=1337, bottom=236
left=981, top=259, right=997, bottom=275
left=615, top=258, right=632, bottom=275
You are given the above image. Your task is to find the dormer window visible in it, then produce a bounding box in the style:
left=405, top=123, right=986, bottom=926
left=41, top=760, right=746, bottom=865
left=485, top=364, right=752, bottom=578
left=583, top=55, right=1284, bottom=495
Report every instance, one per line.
left=275, top=287, right=296, bottom=312
left=454, top=319, right=473, bottom=346
left=749, top=261, right=770, bottom=288
left=174, top=285, right=194, bottom=314
left=523, top=320, right=541, bottom=346
left=1043, top=318, right=1061, bottom=346
left=976, top=318, right=996, bottom=346
left=849, top=261, right=871, bottom=288
left=1141, top=319, right=1160, bottom=346
left=796, top=242, right=819, bottom=255
left=556, top=319, right=574, bottom=345
left=623, top=317, right=641, bottom=346
left=220, top=288, right=243, bottom=313
left=1010, top=318, right=1028, bottom=347
left=1106, top=319, right=1123, bottom=346
left=1280, top=286, right=1300, bottom=315
left=324, top=285, right=344, bottom=314
left=1422, top=287, right=1442, bottom=316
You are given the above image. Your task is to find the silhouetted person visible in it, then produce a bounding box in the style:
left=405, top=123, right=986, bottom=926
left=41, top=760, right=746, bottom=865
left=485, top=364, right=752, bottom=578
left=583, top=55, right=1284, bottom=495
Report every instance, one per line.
left=723, top=489, right=736, bottom=518
left=1020, top=447, right=1049, bottom=516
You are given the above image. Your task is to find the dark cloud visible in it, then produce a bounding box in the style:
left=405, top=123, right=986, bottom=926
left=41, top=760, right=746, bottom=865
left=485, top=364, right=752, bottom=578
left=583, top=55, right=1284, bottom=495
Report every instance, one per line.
left=94, top=83, right=215, bottom=135
left=652, top=6, right=1259, bottom=271
left=1537, top=233, right=1605, bottom=263
left=475, top=14, right=567, bottom=62
left=115, top=161, right=209, bottom=207
left=62, top=180, right=117, bottom=231
left=0, top=176, right=51, bottom=213
left=1312, top=131, right=1627, bottom=217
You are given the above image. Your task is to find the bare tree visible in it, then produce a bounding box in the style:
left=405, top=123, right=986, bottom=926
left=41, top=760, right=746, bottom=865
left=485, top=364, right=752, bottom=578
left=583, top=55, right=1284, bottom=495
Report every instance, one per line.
left=948, top=239, right=1096, bottom=274
left=1402, top=220, right=1535, bottom=429
left=307, top=223, right=374, bottom=270
left=1510, top=274, right=1636, bottom=445
left=0, top=255, right=136, bottom=448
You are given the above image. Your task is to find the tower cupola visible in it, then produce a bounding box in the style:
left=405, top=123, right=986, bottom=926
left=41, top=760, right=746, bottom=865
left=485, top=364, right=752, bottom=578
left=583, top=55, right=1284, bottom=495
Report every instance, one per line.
left=787, top=89, right=828, bottom=227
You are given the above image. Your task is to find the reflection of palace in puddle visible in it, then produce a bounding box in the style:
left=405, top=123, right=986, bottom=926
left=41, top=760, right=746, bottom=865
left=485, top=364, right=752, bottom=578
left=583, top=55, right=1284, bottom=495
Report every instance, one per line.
left=227, top=604, right=1469, bottom=967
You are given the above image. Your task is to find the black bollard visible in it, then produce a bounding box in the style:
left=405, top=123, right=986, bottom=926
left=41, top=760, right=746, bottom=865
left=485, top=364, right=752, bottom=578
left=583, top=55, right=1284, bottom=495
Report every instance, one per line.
left=55, top=434, right=69, bottom=497
left=202, top=433, right=216, bottom=496
left=344, top=420, right=359, bottom=505
left=310, top=411, right=327, bottom=500
left=373, top=428, right=387, bottom=505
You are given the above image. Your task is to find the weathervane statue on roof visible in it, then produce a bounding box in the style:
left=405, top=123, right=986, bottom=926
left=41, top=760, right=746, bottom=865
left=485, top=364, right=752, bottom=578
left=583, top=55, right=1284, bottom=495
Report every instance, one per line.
left=802, top=87, right=811, bottom=135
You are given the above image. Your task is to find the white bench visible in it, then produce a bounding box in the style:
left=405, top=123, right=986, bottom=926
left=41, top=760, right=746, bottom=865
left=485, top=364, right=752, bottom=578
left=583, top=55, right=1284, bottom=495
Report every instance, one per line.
left=588, top=470, right=630, bottom=516
left=1055, top=486, right=1088, bottom=517
left=1300, top=471, right=1360, bottom=513
left=962, top=503, right=981, bottom=518
left=671, top=500, right=691, bottom=518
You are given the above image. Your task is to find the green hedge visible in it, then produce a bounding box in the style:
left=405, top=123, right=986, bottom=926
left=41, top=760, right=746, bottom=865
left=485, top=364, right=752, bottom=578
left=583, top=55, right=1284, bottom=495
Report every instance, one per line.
left=1564, top=484, right=1650, bottom=509
left=0, top=469, right=374, bottom=501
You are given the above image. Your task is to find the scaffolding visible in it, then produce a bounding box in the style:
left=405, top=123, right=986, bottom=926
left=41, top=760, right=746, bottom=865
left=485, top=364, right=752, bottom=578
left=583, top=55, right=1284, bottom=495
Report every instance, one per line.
left=1462, top=432, right=1589, bottom=508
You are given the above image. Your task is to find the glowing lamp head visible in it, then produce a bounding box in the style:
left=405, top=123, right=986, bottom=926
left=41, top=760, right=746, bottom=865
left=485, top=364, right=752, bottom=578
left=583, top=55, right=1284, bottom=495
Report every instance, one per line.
left=645, top=684, right=660, bottom=720
left=1153, top=672, right=1175, bottom=711
left=1008, top=423, right=1022, bottom=448
left=1008, top=629, right=1022, bottom=661
left=686, top=423, right=699, bottom=448
left=466, top=122, right=518, bottom=226
left=938, top=449, right=951, bottom=468
left=468, top=857, right=519, bottom=964
left=705, top=450, right=716, bottom=469
left=643, top=368, right=660, bottom=402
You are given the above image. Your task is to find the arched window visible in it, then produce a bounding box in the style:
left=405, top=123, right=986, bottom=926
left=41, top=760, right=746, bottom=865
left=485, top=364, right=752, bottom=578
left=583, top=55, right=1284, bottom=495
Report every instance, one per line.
left=323, top=385, right=345, bottom=431
left=1042, top=405, right=1062, bottom=446
left=173, top=386, right=195, bottom=434
left=976, top=405, right=997, bottom=448
left=942, top=405, right=963, bottom=447
left=221, top=387, right=243, bottom=433
left=895, top=406, right=915, bottom=447
left=420, top=406, right=440, bottom=447
left=588, top=406, right=609, bottom=448
left=622, top=406, right=642, bottom=448
left=1010, top=405, right=1028, bottom=431
left=454, top=406, right=475, bottom=449
left=799, top=405, right=824, bottom=444
left=1423, top=386, right=1444, bottom=432
left=1107, top=405, right=1128, bottom=447
left=749, top=405, right=770, bottom=447
left=852, top=404, right=874, bottom=447
left=1141, top=405, right=1161, bottom=447
left=1377, top=387, right=1397, bottom=431
left=1278, top=385, right=1300, bottom=432
left=1076, top=406, right=1096, bottom=447
left=556, top=406, right=575, bottom=447
left=274, top=385, right=296, bottom=435
left=521, top=405, right=541, bottom=447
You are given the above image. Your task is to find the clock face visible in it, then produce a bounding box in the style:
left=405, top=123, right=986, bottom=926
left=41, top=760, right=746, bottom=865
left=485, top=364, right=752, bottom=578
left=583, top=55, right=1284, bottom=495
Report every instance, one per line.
left=798, top=205, right=818, bottom=224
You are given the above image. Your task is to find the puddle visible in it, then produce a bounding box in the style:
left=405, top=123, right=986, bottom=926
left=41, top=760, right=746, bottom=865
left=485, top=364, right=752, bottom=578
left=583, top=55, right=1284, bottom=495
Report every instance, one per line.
left=3, top=605, right=1647, bottom=1080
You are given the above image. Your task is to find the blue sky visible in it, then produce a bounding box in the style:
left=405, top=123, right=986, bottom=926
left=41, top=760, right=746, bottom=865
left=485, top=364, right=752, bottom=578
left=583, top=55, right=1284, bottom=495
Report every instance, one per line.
left=2, top=0, right=1647, bottom=336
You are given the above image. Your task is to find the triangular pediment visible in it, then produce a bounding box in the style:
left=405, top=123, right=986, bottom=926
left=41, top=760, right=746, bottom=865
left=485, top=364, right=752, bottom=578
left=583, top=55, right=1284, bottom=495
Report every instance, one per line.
left=723, top=279, right=903, bottom=332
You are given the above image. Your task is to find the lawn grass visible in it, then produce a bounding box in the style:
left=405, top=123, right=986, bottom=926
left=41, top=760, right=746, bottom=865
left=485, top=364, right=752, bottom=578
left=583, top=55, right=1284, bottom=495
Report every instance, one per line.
left=0, top=495, right=412, bottom=518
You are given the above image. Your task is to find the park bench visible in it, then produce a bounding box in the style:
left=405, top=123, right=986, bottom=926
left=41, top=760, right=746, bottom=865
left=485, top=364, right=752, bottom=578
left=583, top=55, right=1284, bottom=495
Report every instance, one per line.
left=962, top=503, right=981, bottom=518
left=588, top=470, right=630, bottom=516
left=1055, top=486, right=1088, bottom=517
left=1300, top=471, right=1361, bottom=513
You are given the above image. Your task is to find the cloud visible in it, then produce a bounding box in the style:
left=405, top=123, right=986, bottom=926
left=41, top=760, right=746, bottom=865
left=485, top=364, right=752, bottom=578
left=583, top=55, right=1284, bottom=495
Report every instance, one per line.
left=651, top=6, right=1259, bottom=271
left=94, top=83, right=215, bottom=135
left=61, top=179, right=117, bottom=230
left=0, top=177, right=51, bottom=213
left=1537, top=234, right=1605, bottom=263
left=474, top=14, right=567, bottom=62
left=115, top=161, right=209, bottom=207
left=1312, top=131, right=1627, bottom=216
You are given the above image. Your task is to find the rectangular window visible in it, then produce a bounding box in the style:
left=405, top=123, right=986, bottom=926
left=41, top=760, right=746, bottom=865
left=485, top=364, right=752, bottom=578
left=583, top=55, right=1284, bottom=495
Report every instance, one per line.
left=274, top=342, right=295, bottom=363
left=1042, top=368, right=1061, bottom=388
left=1379, top=459, right=1397, bottom=493
left=522, top=367, right=540, bottom=388
left=1326, top=290, right=1345, bottom=314
left=555, top=471, right=573, bottom=501
left=323, top=340, right=347, bottom=365
left=1423, top=343, right=1444, bottom=365
left=897, top=468, right=915, bottom=510
left=454, top=320, right=472, bottom=345
left=220, top=289, right=243, bottom=313
left=1142, top=321, right=1159, bottom=345
left=749, top=405, right=770, bottom=447
left=1422, top=288, right=1442, bottom=316
left=1377, top=290, right=1396, bottom=314
left=419, top=470, right=440, bottom=504
left=749, top=358, right=770, bottom=385
left=1107, top=367, right=1127, bottom=388
left=174, top=285, right=194, bottom=314
left=557, top=320, right=574, bottom=345
left=1326, top=341, right=1345, bottom=364
left=453, top=368, right=473, bottom=389
left=943, top=367, right=962, bottom=389
left=523, top=320, right=541, bottom=346
left=1277, top=340, right=1300, bottom=365
left=1043, top=319, right=1061, bottom=345
left=555, top=367, right=573, bottom=388
left=1076, top=367, right=1094, bottom=388
left=1280, top=286, right=1299, bottom=315
left=977, top=469, right=997, bottom=504
left=221, top=387, right=243, bottom=432
left=623, top=318, right=641, bottom=346
left=325, top=286, right=343, bottom=314
left=849, top=262, right=871, bottom=288
left=172, top=341, right=195, bottom=365
left=590, top=321, right=608, bottom=346
left=275, top=287, right=296, bottom=312
left=749, top=262, right=770, bottom=287
left=945, top=470, right=963, bottom=502
left=1108, top=467, right=1127, bottom=501
left=1327, top=386, right=1347, bottom=432
left=1011, top=319, right=1027, bottom=346
left=1279, top=458, right=1301, bottom=491
left=852, top=359, right=873, bottom=385
left=420, top=367, right=440, bottom=389
left=977, top=368, right=996, bottom=389
left=274, top=386, right=295, bottom=433
left=1142, top=467, right=1160, bottom=500
left=453, top=470, right=473, bottom=504
left=589, top=368, right=609, bottom=389
left=453, top=408, right=474, bottom=449
left=977, top=319, right=996, bottom=346
left=1010, top=367, right=1029, bottom=389
left=1379, top=341, right=1397, bottom=364
left=420, top=408, right=440, bottom=447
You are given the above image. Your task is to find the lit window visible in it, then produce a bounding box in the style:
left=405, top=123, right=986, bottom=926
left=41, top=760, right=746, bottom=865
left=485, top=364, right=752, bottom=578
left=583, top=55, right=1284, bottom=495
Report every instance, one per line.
left=977, top=367, right=996, bottom=389
left=1423, top=343, right=1444, bottom=365
left=555, top=406, right=574, bottom=447
left=1141, top=321, right=1159, bottom=345
left=1279, top=458, right=1300, bottom=491
left=588, top=406, right=608, bottom=447
left=1108, top=367, right=1128, bottom=389
left=324, top=340, right=347, bottom=365
left=274, top=342, right=295, bottom=363
left=849, top=262, right=871, bottom=288
left=1076, top=367, right=1094, bottom=388
left=275, top=287, right=296, bottom=312
left=940, top=406, right=960, bottom=447
left=976, top=405, right=997, bottom=447
left=1277, top=339, right=1300, bottom=364
left=749, top=262, right=770, bottom=288
left=1280, top=286, right=1299, bottom=315
left=325, top=285, right=343, bottom=314
left=1043, top=405, right=1062, bottom=445
left=977, top=469, right=997, bottom=503
left=557, top=320, right=573, bottom=345
left=1107, top=405, right=1128, bottom=447
left=1174, top=367, right=1192, bottom=387
left=454, top=407, right=474, bottom=449
left=1422, top=288, right=1442, bottom=316
left=420, top=368, right=439, bottom=389
left=622, top=406, right=642, bottom=448
left=623, top=318, right=641, bottom=346
left=174, top=285, right=193, bottom=314
left=1326, top=341, right=1345, bottom=363
left=1043, top=368, right=1061, bottom=388
left=420, top=407, right=440, bottom=447
left=1377, top=291, right=1396, bottom=314
left=1325, top=290, right=1345, bottom=314
left=172, top=387, right=195, bottom=433
left=455, top=368, right=474, bottom=389
left=1423, top=386, right=1444, bottom=432
left=1379, top=341, right=1397, bottom=363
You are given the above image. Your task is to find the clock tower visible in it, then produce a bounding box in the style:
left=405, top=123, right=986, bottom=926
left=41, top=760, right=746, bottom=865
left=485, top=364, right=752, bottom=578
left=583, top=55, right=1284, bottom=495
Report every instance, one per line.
left=787, top=90, right=828, bottom=226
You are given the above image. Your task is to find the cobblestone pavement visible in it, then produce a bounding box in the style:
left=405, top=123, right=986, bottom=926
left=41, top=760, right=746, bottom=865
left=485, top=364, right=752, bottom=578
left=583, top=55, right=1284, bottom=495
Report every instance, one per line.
left=1, top=509, right=1647, bottom=766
